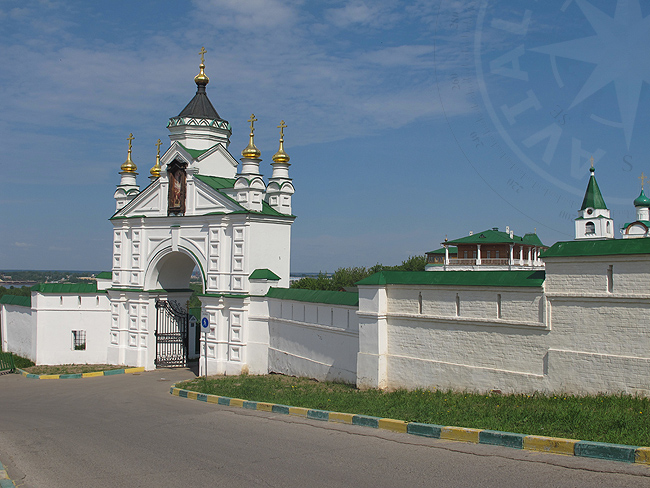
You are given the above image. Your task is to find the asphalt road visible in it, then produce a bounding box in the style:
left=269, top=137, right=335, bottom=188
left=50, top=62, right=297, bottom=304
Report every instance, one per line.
left=0, top=369, right=649, bottom=488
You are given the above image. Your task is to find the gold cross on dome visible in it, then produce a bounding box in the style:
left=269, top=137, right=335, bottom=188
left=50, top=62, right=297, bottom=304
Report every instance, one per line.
left=127, top=133, right=135, bottom=151
left=248, top=114, right=258, bottom=133
left=199, top=46, right=207, bottom=64
left=278, top=120, right=287, bottom=138
left=639, top=172, right=648, bottom=189
left=155, top=138, right=162, bottom=156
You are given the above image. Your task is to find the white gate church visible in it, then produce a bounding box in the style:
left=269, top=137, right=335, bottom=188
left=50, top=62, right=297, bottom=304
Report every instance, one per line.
left=109, top=49, right=295, bottom=373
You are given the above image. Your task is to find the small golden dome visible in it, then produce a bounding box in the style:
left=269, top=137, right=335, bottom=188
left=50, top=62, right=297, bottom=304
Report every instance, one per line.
left=150, top=138, right=162, bottom=178
left=272, top=120, right=290, bottom=164
left=194, top=62, right=209, bottom=86
left=242, top=114, right=261, bottom=159
left=194, top=46, right=209, bottom=86
left=121, top=133, right=137, bottom=173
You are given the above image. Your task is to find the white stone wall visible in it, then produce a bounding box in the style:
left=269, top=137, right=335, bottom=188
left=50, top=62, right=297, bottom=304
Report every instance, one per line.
left=1, top=303, right=35, bottom=360
left=266, top=298, right=359, bottom=383
left=31, top=292, right=111, bottom=366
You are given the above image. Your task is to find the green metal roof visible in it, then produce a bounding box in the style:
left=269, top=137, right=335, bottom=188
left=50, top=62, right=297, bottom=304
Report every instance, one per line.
left=427, top=247, right=458, bottom=255
left=0, top=295, right=31, bottom=307
left=356, top=270, right=545, bottom=288
left=622, top=220, right=650, bottom=229
left=194, top=174, right=236, bottom=189
left=31, top=283, right=98, bottom=294
left=178, top=143, right=211, bottom=160
left=96, top=271, right=112, bottom=280
left=541, top=239, right=650, bottom=258
left=580, top=168, right=607, bottom=210
left=266, top=287, right=359, bottom=306
left=446, top=229, right=545, bottom=247
left=634, top=189, right=650, bottom=207
left=249, top=269, right=281, bottom=281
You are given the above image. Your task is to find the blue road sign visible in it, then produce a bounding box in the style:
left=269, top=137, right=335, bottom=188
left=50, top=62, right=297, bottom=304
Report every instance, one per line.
left=201, top=317, right=209, bottom=330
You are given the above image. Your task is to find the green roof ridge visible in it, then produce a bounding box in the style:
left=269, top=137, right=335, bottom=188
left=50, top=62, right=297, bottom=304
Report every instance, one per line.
left=266, top=287, right=359, bottom=306
left=541, top=239, right=650, bottom=258
left=249, top=269, right=281, bottom=281
left=0, top=295, right=31, bottom=307
left=356, top=270, right=545, bottom=288
left=580, top=169, right=607, bottom=210
left=96, top=271, right=112, bottom=280
left=446, top=229, right=545, bottom=247
left=31, top=283, right=98, bottom=294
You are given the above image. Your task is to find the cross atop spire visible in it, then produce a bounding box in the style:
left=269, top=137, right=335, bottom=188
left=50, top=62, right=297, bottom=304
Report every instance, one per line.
left=248, top=114, right=258, bottom=134
left=199, top=46, right=207, bottom=64
left=121, top=133, right=137, bottom=173
left=639, top=172, right=647, bottom=189
left=278, top=120, right=287, bottom=139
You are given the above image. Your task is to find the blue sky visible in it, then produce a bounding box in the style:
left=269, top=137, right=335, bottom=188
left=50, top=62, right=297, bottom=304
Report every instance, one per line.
left=1, top=0, right=649, bottom=272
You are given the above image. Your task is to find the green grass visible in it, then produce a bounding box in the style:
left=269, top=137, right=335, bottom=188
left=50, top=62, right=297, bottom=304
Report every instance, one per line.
left=177, top=374, right=650, bottom=447
left=12, top=354, right=35, bottom=369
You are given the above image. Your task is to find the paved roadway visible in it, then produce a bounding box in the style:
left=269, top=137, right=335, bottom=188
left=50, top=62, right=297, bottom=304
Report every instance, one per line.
left=0, top=370, right=649, bottom=488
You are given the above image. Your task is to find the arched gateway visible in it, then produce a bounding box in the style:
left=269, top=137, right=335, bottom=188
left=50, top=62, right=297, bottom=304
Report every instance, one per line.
left=107, top=49, right=295, bottom=373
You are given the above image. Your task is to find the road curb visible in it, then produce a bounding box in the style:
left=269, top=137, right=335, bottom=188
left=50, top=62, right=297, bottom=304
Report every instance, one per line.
left=0, top=460, right=16, bottom=487
left=170, top=386, right=650, bottom=465
left=17, top=367, right=145, bottom=379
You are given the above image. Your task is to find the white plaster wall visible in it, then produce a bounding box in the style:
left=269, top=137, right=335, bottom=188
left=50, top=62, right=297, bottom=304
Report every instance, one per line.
left=1, top=304, right=35, bottom=360
left=248, top=219, right=292, bottom=288
left=267, top=298, right=359, bottom=383
left=32, top=293, right=111, bottom=365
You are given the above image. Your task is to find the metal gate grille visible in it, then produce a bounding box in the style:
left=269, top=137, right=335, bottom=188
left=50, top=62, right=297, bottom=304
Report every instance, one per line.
left=155, top=299, right=189, bottom=368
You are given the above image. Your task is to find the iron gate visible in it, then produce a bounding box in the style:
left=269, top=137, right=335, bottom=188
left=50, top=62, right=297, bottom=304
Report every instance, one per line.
left=155, top=299, right=189, bottom=368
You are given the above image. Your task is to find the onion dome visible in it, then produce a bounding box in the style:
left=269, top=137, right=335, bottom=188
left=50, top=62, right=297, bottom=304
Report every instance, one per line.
left=634, top=189, right=650, bottom=207
left=194, top=46, right=209, bottom=86
left=150, top=139, right=162, bottom=179
left=242, top=114, right=261, bottom=159
left=121, top=133, right=137, bottom=173
left=272, top=120, right=290, bottom=164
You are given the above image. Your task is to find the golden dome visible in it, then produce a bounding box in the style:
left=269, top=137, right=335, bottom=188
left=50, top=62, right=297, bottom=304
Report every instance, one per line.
left=121, top=133, right=137, bottom=173
left=194, top=46, right=209, bottom=86
left=150, top=139, right=162, bottom=178
left=242, top=114, right=261, bottom=159
left=272, top=120, right=290, bottom=164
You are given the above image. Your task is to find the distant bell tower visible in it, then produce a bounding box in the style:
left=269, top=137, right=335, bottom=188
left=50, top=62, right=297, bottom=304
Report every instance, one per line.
left=575, top=158, right=614, bottom=240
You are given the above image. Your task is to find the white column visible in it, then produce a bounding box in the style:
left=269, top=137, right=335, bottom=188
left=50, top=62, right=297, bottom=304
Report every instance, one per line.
left=444, top=245, right=449, bottom=266
left=509, top=244, right=514, bottom=266
left=519, top=246, right=523, bottom=266
left=476, top=245, right=481, bottom=265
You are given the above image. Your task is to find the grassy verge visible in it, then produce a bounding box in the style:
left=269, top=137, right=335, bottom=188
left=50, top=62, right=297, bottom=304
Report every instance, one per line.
left=177, top=374, right=650, bottom=447
left=12, top=354, right=35, bottom=369
left=22, top=364, right=128, bottom=375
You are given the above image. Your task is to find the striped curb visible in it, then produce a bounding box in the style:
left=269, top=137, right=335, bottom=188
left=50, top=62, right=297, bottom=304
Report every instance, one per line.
left=0, top=460, right=16, bottom=487
left=17, top=367, right=145, bottom=379
left=170, top=386, right=650, bottom=465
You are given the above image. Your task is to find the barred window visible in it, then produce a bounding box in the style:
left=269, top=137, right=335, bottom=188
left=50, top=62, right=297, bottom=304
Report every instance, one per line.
left=72, top=330, right=86, bottom=351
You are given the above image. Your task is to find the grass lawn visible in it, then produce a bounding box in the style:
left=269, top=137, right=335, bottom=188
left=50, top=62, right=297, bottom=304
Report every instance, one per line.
left=177, top=374, right=650, bottom=447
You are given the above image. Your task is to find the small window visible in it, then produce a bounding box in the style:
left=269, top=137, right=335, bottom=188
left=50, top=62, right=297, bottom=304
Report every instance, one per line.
left=72, top=330, right=86, bottom=351
left=472, top=251, right=477, bottom=258
left=495, top=250, right=500, bottom=258
left=585, top=221, right=595, bottom=234
left=463, top=251, right=468, bottom=258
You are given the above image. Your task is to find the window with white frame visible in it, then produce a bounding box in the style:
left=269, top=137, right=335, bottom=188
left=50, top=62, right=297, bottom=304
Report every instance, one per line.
left=72, top=330, right=86, bottom=350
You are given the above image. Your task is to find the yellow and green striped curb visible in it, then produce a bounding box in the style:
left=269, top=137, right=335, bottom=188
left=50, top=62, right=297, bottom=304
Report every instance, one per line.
left=0, top=460, right=16, bottom=488
left=17, top=367, right=145, bottom=379
left=170, top=386, right=650, bottom=465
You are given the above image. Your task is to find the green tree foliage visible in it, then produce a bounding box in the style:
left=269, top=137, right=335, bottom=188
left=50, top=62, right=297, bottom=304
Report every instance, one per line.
left=0, top=286, right=32, bottom=298
left=291, top=256, right=426, bottom=291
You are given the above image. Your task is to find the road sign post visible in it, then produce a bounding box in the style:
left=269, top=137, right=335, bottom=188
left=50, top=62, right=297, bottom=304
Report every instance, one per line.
left=201, top=317, right=209, bottom=379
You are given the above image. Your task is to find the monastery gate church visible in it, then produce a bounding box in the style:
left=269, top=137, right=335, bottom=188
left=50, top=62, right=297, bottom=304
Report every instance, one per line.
left=3, top=50, right=650, bottom=396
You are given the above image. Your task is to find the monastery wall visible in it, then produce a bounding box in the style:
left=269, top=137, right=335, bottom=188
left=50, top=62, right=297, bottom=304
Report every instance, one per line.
left=32, top=292, right=111, bottom=365
left=264, top=297, right=359, bottom=383
left=1, top=304, right=35, bottom=361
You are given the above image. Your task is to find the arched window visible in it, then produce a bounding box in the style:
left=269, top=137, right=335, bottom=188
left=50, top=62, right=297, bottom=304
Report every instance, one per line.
left=585, top=221, right=595, bottom=234
left=606, top=221, right=611, bottom=233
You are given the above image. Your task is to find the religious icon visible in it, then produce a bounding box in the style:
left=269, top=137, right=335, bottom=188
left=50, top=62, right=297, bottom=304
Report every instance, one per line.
left=167, top=159, right=187, bottom=215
